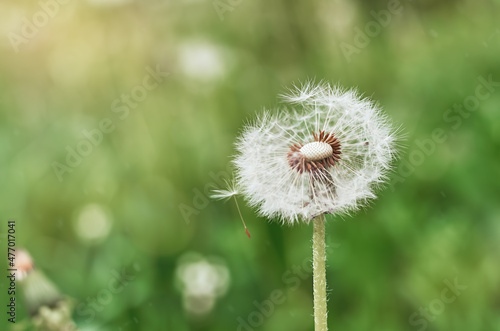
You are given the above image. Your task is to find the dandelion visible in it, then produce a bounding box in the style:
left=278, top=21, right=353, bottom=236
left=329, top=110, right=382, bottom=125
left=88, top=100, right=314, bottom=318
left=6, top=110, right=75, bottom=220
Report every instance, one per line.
left=214, top=82, right=398, bottom=330
left=15, top=249, right=77, bottom=330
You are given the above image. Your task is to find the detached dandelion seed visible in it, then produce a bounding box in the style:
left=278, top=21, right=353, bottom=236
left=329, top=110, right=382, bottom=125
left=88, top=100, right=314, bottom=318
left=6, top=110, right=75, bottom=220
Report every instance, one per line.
left=214, top=82, right=399, bottom=330
left=211, top=181, right=250, bottom=238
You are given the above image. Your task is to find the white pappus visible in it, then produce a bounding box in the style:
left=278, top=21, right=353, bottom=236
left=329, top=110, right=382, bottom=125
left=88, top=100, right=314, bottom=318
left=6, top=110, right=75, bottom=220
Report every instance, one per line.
left=215, top=82, right=399, bottom=225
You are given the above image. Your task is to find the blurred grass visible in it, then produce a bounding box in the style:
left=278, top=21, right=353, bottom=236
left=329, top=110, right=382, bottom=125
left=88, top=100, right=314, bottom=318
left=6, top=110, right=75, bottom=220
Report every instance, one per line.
left=1, top=0, right=500, bottom=330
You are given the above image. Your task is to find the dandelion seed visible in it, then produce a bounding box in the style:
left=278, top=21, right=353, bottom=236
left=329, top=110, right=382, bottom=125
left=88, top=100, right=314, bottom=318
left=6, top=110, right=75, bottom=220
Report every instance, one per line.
left=210, top=179, right=239, bottom=201
left=210, top=189, right=239, bottom=201
left=211, top=181, right=250, bottom=238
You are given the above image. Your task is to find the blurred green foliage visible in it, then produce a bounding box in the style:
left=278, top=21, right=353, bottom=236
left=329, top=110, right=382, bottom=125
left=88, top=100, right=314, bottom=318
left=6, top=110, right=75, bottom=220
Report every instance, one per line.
left=1, top=0, right=500, bottom=330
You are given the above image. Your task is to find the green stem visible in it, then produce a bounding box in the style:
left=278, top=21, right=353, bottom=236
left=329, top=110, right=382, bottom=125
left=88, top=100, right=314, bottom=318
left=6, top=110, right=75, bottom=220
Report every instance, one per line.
left=313, top=214, right=328, bottom=331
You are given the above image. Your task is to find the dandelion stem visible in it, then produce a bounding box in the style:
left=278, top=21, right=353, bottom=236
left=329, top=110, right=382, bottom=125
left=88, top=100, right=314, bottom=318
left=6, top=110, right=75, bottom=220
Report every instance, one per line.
left=312, top=214, right=328, bottom=330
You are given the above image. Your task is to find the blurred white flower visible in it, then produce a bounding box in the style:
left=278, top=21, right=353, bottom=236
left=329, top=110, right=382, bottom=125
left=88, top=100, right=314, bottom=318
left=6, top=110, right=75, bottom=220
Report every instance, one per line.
left=178, top=41, right=227, bottom=81
left=175, top=253, right=230, bottom=315
left=74, top=203, right=113, bottom=242
left=232, top=82, right=398, bottom=224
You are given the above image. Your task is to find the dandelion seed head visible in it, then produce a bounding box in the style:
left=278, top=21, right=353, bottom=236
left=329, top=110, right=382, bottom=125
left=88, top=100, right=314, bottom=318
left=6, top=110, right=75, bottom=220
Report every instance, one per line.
left=233, top=82, right=398, bottom=225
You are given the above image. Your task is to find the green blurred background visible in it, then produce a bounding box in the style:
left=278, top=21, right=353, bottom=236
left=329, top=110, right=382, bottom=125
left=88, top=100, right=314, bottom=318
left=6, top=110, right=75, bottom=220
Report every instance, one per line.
left=1, top=0, right=500, bottom=330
